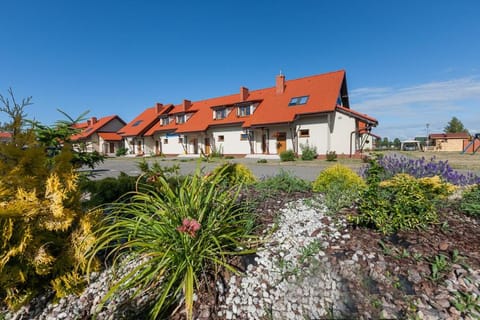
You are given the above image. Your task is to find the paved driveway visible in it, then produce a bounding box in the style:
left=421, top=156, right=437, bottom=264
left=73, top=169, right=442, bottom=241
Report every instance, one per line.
left=81, top=156, right=363, bottom=182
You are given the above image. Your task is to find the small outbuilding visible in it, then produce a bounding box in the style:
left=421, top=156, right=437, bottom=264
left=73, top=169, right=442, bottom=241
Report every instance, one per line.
left=428, top=132, right=470, bottom=152
left=400, top=140, right=422, bottom=151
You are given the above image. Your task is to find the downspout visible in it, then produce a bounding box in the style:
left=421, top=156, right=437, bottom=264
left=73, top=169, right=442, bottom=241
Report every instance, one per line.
left=289, top=123, right=298, bottom=155
left=350, top=124, right=373, bottom=157
left=327, top=114, right=332, bottom=152
left=266, top=128, right=270, bottom=154
left=350, top=130, right=356, bottom=158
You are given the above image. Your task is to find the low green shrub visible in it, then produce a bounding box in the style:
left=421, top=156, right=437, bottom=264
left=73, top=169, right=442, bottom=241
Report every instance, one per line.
left=300, top=143, right=317, bottom=161
left=115, top=147, right=128, bottom=157
left=312, top=164, right=365, bottom=212
left=280, top=150, right=296, bottom=162
left=210, top=162, right=257, bottom=185
left=80, top=172, right=138, bottom=208
left=326, top=151, right=337, bottom=161
left=353, top=173, right=455, bottom=234
left=86, top=166, right=257, bottom=319
left=256, top=169, right=311, bottom=194
left=313, top=164, right=365, bottom=193
left=257, top=159, right=267, bottom=164
left=460, top=184, right=480, bottom=216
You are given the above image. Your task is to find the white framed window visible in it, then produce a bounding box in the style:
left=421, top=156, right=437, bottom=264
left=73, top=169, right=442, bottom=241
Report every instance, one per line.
left=178, top=137, right=183, bottom=144
left=163, top=138, right=168, bottom=144
left=176, top=114, right=186, bottom=124
left=218, top=135, right=224, bottom=142
left=237, top=105, right=251, bottom=117
left=161, top=117, right=170, bottom=126
left=215, top=108, right=227, bottom=120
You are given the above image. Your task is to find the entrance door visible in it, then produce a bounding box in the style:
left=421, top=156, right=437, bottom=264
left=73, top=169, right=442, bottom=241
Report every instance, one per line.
left=276, top=132, right=287, bottom=154
left=262, top=134, right=267, bottom=154
left=204, top=138, right=211, bottom=155
left=137, top=141, right=142, bottom=154
left=193, top=139, right=199, bottom=154
left=155, top=140, right=160, bottom=155
left=109, top=142, right=115, bottom=154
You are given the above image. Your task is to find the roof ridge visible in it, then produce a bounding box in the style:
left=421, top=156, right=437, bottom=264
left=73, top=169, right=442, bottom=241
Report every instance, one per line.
left=165, top=70, right=345, bottom=107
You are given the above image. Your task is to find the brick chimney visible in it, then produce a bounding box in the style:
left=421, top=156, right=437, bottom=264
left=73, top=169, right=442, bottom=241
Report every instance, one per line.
left=240, top=86, right=249, bottom=101
left=155, top=102, right=163, bottom=114
left=183, top=99, right=192, bottom=111
left=87, top=117, right=97, bottom=126
left=276, top=74, right=285, bottom=94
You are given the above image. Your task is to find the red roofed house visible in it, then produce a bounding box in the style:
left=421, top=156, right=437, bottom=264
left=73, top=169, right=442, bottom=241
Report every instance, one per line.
left=117, top=103, right=172, bottom=155
left=0, top=132, right=12, bottom=143
left=71, top=115, right=126, bottom=156
left=428, top=132, right=471, bottom=152
left=138, top=70, right=377, bottom=157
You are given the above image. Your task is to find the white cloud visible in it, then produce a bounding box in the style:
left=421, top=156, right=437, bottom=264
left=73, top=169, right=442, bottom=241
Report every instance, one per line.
left=350, top=76, right=480, bottom=139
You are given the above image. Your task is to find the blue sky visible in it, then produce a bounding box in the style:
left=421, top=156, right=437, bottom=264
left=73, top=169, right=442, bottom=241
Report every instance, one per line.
left=1, top=0, right=479, bottom=140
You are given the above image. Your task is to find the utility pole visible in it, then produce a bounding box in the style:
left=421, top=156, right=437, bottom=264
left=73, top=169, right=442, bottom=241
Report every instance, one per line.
left=426, top=123, right=430, bottom=149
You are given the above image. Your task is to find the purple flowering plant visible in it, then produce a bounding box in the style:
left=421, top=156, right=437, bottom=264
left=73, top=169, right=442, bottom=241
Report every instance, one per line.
left=360, top=153, right=480, bottom=186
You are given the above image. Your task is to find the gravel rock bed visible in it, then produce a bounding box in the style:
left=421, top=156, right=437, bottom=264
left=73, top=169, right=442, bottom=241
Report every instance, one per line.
left=3, top=196, right=480, bottom=319
left=217, top=197, right=355, bottom=319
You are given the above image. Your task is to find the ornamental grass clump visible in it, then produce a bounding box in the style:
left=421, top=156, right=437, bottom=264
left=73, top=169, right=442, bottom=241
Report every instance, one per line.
left=86, top=166, right=257, bottom=320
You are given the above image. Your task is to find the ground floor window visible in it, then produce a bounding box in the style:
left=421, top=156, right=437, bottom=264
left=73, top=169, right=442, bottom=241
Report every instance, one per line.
left=163, top=138, right=168, bottom=144
left=218, top=135, right=224, bottom=142
left=299, top=129, right=310, bottom=137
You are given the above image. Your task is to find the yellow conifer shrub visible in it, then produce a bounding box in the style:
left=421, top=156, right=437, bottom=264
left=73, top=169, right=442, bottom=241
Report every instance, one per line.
left=0, top=145, right=100, bottom=310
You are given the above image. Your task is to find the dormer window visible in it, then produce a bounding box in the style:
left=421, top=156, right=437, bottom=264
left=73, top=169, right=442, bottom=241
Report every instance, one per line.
left=215, top=108, right=227, bottom=120
left=132, top=120, right=143, bottom=127
left=237, top=105, right=251, bottom=117
left=161, top=117, right=170, bottom=126
left=288, top=96, right=309, bottom=106
left=176, top=114, right=186, bottom=124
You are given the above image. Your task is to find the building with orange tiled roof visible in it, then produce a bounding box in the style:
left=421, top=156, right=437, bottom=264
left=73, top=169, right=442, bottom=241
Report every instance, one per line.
left=71, top=115, right=126, bottom=156
left=428, top=132, right=471, bottom=152
left=117, top=104, right=171, bottom=155
left=0, top=132, right=12, bottom=143
left=128, top=70, right=378, bottom=157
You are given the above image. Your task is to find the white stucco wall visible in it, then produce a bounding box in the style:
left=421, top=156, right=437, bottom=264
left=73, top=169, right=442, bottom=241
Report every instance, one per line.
left=208, top=126, right=252, bottom=155
left=122, top=137, right=144, bottom=155
left=294, top=115, right=330, bottom=155
left=153, top=133, right=186, bottom=155
left=329, top=111, right=357, bottom=155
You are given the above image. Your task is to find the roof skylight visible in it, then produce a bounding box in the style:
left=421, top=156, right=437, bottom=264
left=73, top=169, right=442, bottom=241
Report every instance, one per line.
left=288, top=96, right=309, bottom=106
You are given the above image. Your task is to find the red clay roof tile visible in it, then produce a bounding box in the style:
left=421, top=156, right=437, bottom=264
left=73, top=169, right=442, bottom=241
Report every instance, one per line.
left=72, top=115, right=125, bottom=140
left=140, top=70, right=377, bottom=136
left=98, top=132, right=123, bottom=141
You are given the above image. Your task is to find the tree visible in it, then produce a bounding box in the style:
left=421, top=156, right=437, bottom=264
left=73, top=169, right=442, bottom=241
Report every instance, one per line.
left=393, top=138, right=401, bottom=149
left=381, top=137, right=390, bottom=148
left=0, top=88, right=32, bottom=139
left=444, top=116, right=468, bottom=134
left=0, top=89, right=103, bottom=169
